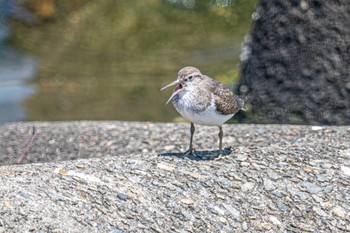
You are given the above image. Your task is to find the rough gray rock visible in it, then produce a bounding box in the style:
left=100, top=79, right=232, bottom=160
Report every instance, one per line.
left=0, top=121, right=350, bottom=232
left=239, top=0, right=350, bottom=125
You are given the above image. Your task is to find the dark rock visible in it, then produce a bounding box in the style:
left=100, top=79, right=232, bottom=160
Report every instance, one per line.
left=239, top=0, right=350, bottom=125
left=117, top=193, right=128, bottom=201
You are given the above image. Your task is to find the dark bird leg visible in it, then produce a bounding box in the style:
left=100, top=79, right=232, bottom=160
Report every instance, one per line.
left=218, top=126, right=223, bottom=155
left=184, top=122, right=195, bottom=155
left=212, top=126, right=224, bottom=159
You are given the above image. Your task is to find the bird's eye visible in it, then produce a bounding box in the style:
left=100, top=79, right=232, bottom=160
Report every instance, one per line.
left=188, top=76, right=193, bottom=80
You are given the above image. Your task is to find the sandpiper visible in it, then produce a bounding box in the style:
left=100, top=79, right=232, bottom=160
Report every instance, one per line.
left=161, top=66, right=244, bottom=157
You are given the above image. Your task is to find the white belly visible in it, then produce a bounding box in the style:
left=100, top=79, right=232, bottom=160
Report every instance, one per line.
left=174, top=92, right=234, bottom=126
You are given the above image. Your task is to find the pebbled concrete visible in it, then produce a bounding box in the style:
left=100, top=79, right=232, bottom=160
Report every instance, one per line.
left=0, top=121, right=350, bottom=232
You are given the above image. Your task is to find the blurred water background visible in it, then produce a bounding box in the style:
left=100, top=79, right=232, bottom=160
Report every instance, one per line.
left=0, top=0, right=257, bottom=125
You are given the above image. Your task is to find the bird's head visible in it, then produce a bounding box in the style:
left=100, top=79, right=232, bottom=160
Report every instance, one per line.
left=160, top=66, right=203, bottom=104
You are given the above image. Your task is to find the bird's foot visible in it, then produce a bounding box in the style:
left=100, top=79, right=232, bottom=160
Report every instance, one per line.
left=184, top=147, right=198, bottom=157
left=213, top=147, right=233, bottom=160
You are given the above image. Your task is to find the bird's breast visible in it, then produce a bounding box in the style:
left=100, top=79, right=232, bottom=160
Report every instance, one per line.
left=172, top=88, right=211, bottom=113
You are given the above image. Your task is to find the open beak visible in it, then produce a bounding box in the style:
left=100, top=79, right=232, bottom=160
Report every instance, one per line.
left=160, top=80, right=185, bottom=105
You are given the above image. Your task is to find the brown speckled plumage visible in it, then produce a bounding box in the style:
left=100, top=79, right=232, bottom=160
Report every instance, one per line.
left=176, top=67, right=244, bottom=116
left=210, top=78, right=244, bottom=115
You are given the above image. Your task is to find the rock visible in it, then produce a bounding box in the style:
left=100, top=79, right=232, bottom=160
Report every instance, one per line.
left=341, top=166, right=350, bottom=176
left=267, top=171, right=281, bottom=181
left=164, top=145, right=175, bottom=150
left=263, top=178, right=276, bottom=191
left=218, top=217, right=227, bottom=223
left=297, top=223, right=314, bottom=232
left=313, top=206, right=328, bottom=217
left=0, top=122, right=349, bottom=232
left=223, top=203, right=241, bottom=221
left=300, top=181, right=321, bottom=194
left=302, top=166, right=313, bottom=173
left=129, top=188, right=140, bottom=196
left=321, top=201, right=333, bottom=210
left=271, top=190, right=283, bottom=198
left=332, top=206, right=347, bottom=218
left=17, top=191, right=32, bottom=200
left=239, top=0, right=350, bottom=125
left=241, top=182, right=255, bottom=192
left=156, top=162, right=174, bottom=171
left=322, top=186, right=333, bottom=193
left=269, top=216, right=281, bottom=226
left=240, top=162, right=250, bottom=167
left=236, top=154, right=248, bottom=161
left=311, top=126, right=324, bottom=131
left=215, top=194, right=225, bottom=200
left=276, top=201, right=289, bottom=212
left=117, top=193, right=128, bottom=201
left=110, top=227, right=124, bottom=233
left=261, top=222, right=272, bottom=230
left=316, top=174, right=332, bottom=182
left=339, top=149, right=350, bottom=158
left=180, top=199, right=194, bottom=205
left=242, top=222, right=248, bottom=231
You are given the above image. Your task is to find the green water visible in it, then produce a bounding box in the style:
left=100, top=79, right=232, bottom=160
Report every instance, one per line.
left=13, top=0, right=257, bottom=123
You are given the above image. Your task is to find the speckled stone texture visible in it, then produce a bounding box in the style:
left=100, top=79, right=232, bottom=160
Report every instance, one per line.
left=0, top=121, right=350, bottom=232
left=239, top=0, right=350, bottom=125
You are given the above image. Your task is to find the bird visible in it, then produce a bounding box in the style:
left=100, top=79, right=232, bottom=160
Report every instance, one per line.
left=160, top=66, right=244, bottom=158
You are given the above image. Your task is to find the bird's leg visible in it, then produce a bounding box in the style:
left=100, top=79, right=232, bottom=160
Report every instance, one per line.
left=184, top=123, right=196, bottom=155
left=218, top=126, right=223, bottom=155
left=214, top=126, right=223, bottom=159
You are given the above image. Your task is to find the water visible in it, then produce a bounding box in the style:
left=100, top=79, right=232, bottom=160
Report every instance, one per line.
left=0, top=0, right=37, bottom=125
left=2, top=0, right=257, bottom=124
left=0, top=47, right=36, bottom=124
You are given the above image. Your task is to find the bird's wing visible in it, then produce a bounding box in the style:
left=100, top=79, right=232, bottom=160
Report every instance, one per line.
left=209, top=78, right=244, bottom=115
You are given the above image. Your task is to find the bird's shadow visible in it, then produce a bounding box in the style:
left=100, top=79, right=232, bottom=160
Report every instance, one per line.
left=158, top=147, right=233, bottom=161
